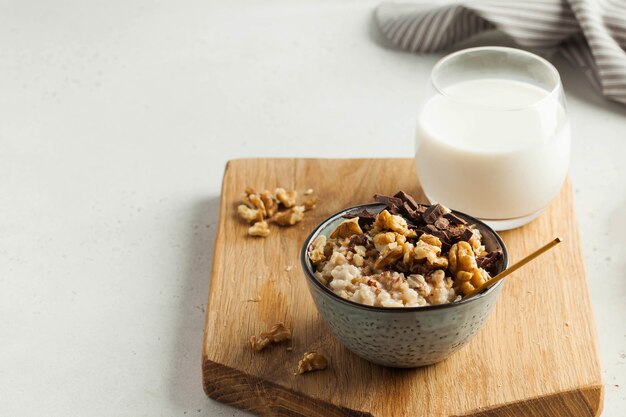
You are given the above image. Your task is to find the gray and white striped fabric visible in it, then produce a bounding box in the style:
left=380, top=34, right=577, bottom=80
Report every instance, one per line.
left=376, top=0, right=626, bottom=105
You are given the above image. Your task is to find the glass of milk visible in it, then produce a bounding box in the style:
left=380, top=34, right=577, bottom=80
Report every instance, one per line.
left=415, top=47, right=570, bottom=231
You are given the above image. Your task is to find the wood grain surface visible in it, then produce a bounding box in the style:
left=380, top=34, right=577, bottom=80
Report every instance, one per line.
left=202, top=158, right=603, bottom=417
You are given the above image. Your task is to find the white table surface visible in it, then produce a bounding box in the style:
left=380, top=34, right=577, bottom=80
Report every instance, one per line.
left=1, top=1, right=624, bottom=416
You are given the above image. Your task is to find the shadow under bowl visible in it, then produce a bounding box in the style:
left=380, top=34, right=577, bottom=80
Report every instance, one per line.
left=300, top=203, right=508, bottom=368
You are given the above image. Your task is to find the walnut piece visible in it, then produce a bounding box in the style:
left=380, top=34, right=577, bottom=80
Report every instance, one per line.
left=469, top=230, right=488, bottom=257
left=449, top=241, right=477, bottom=274
left=238, top=186, right=317, bottom=236
left=430, top=255, right=449, bottom=269
left=414, top=234, right=442, bottom=264
left=273, top=205, right=305, bottom=226
left=238, top=204, right=263, bottom=223
left=247, top=193, right=266, bottom=213
left=420, top=233, right=442, bottom=249
left=373, top=231, right=396, bottom=252
left=249, top=323, right=292, bottom=351
left=448, top=241, right=489, bottom=294
left=374, top=245, right=404, bottom=270
left=371, top=210, right=417, bottom=237
left=302, top=196, right=318, bottom=211
left=330, top=217, right=363, bottom=239
left=248, top=221, right=271, bottom=237
left=275, top=188, right=298, bottom=208
left=260, top=191, right=278, bottom=217
left=308, top=235, right=327, bottom=263
left=295, top=351, right=328, bottom=375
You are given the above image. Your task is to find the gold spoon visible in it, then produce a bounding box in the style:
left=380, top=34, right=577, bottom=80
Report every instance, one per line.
left=462, top=237, right=563, bottom=300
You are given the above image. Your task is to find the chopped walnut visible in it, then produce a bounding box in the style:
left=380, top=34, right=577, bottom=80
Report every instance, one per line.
left=237, top=204, right=263, bottom=223
left=420, top=234, right=442, bottom=249
left=295, top=351, right=328, bottom=375
left=371, top=210, right=417, bottom=237
left=448, top=241, right=489, bottom=294
left=402, top=242, right=415, bottom=264
left=373, top=232, right=396, bottom=252
left=472, top=268, right=489, bottom=288
left=330, top=217, right=363, bottom=239
left=249, top=323, right=292, bottom=351
left=247, top=193, right=266, bottom=214
left=469, top=230, right=488, bottom=257
left=260, top=191, right=278, bottom=217
left=275, top=188, right=298, bottom=208
left=273, top=205, right=305, bottom=226
left=430, top=255, right=449, bottom=269
left=449, top=241, right=477, bottom=275
left=248, top=221, right=270, bottom=237
left=308, top=235, right=327, bottom=263
left=302, top=196, right=318, bottom=211
left=414, top=234, right=442, bottom=264
left=458, top=281, right=475, bottom=296
left=237, top=186, right=317, bottom=236
left=374, top=245, right=404, bottom=270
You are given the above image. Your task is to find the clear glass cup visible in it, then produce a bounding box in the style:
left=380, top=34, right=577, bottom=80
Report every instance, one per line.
left=415, top=47, right=570, bottom=231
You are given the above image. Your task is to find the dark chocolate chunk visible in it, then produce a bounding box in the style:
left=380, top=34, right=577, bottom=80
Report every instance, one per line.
left=342, top=209, right=376, bottom=229
left=443, top=212, right=467, bottom=225
left=373, top=194, right=403, bottom=213
left=343, top=209, right=376, bottom=220
left=423, top=224, right=450, bottom=243
left=477, top=250, right=503, bottom=274
left=395, top=262, right=410, bottom=274
left=412, top=223, right=453, bottom=251
left=402, top=202, right=424, bottom=225
left=457, top=228, right=474, bottom=243
left=408, top=262, right=432, bottom=276
left=422, top=204, right=447, bottom=225
left=434, top=217, right=450, bottom=230
left=402, top=202, right=415, bottom=215
left=448, top=224, right=466, bottom=238
left=394, top=191, right=419, bottom=211
left=348, top=234, right=370, bottom=251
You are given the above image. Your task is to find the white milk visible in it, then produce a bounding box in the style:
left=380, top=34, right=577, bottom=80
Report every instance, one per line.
left=415, top=78, right=570, bottom=220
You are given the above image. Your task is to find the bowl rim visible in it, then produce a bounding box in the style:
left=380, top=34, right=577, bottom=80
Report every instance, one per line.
left=300, top=202, right=509, bottom=313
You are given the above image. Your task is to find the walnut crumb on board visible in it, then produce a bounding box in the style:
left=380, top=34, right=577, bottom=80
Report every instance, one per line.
left=273, top=205, right=305, bottom=226
left=295, top=351, right=328, bottom=375
left=275, top=188, right=298, bottom=208
left=249, top=323, right=292, bottom=352
left=236, top=187, right=317, bottom=237
left=248, top=221, right=270, bottom=237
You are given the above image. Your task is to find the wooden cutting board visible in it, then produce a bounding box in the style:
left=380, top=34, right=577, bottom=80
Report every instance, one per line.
left=202, top=158, right=603, bottom=417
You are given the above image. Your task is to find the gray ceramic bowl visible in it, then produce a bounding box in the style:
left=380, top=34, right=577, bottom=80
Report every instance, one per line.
left=301, top=203, right=508, bottom=368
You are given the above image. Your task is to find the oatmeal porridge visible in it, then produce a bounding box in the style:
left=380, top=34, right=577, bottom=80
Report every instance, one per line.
left=307, top=191, right=502, bottom=307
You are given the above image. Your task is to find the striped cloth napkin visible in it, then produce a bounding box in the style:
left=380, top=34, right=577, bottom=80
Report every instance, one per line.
left=376, top=0, right=626, bottom=105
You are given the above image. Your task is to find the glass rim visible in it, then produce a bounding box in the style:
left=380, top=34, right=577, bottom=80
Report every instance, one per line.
left=430, top=46, right=563, bottom=112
